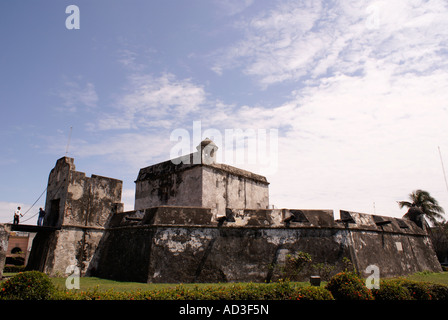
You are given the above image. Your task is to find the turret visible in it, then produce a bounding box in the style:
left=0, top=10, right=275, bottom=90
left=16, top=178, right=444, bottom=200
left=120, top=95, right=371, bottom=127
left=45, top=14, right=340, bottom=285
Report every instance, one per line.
left=196, top=138, right=218, bottom=165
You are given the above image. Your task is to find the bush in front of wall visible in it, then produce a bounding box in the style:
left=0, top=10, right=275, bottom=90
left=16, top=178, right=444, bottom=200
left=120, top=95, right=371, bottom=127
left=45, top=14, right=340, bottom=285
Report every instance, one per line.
left=0, top=271, right=55, bottom=300
left=325, top=271, right=374, bottom=300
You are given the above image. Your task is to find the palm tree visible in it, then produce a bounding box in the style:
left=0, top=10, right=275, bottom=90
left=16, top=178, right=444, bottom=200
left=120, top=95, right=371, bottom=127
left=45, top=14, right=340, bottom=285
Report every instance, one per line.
left=398, top=189, right=445, bottom=225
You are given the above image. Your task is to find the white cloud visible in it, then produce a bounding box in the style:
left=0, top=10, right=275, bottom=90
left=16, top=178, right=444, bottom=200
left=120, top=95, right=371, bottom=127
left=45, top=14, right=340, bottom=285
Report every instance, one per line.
left=213, top=0, right=254, bottom=16
left=211, top=0, right=326, bottom=84
left=121, top=188, right=135, bottom=211
left=205, top=0, right=448, bottom=217
left=94, top=73, right=206, bottom=131
left=117, top=48, right=141, bottom=71
left=71, top=132, right=170, bottom=170
left=256, top=63, right=448, bottom=217
left=213, top=0, right=448, bottom=87
left=124, top=73, right=205, bottom=116
left=55, top=77, right=98, bottom=112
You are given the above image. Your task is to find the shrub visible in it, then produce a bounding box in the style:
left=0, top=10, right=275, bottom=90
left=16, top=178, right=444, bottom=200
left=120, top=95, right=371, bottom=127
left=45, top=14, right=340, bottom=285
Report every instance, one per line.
left=290, top=286, right=334, bottom=300
left=388, top=279, right=432, bottom=300
left=325, top=271, right=373, bottom=300
left=3, top=265, right=26, bottom=273
left=406, top=282, right=432, bottom=300
left=342, top=257, right=356, bottom=272
left=281, top=251, right=312, bottom=281
left=371, top=280, right=412, bottom=300
left=0, top=271, right=55, bottom=300
left=311, top=263, right=336, bottom=281
left=428, top=283, right=448, bottom=300
left=49, top=281, right=337, bottom=300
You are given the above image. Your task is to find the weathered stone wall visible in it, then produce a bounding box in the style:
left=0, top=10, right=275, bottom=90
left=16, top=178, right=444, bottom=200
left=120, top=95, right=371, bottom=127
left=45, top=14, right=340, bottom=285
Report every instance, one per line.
left=135, top=147, right=269, bottom=216
left=65, top=173, right=123, bottom=228
left=45, top=227, right=106, bottom=276
left=25, top=230, right=57, bottom=273
left=202, top=166, right=269, bottom=217
left=26, top=157, right=123, bottom=276
left=90, top=207, right=442, bottom=283
left=0, top=224, right=10, bottom=278
left=142, top=226, right=350, bottom=283
left=44, top=157, right=74, bottom=227
left=339, top=210, right=442, bottom=277
left=86, top=226, right=155, bottom=282
left=243, top=179, right=270, bottom=210
left=430, top=226, right=448, bottom=264
left=135, top=164, right=203, bottom=211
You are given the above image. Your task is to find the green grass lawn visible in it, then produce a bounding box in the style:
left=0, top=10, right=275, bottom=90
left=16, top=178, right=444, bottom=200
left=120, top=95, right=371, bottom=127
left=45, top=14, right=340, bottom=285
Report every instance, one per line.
left=3, top=271, right=448, bottom=292
left=52, top=277, right=311, bottom=292
left=52, top=276, right=206, bottom=292
left=46, top=271, right=448, bottom=292
left=405, top=271, right=448, bottom=286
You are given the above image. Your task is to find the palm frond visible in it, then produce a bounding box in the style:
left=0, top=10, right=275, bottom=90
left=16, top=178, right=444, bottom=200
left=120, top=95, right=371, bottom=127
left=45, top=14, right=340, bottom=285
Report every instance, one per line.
left=398, top=201, right=413, bottom=209
left=400, top=189, right=446, bottom=223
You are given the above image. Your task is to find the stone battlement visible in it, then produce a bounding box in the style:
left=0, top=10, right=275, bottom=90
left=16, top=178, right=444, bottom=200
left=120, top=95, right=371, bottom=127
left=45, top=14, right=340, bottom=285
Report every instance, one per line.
left=107, top=206, right=426, bottom=236
left=88, top=206, right=440, bottom=283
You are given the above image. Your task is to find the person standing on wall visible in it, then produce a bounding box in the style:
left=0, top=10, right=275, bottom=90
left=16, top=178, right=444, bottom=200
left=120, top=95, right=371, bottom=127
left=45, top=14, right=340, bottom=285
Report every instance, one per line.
left=13, top=206, right=23, bottom=225
left=37, top=207, right=46, bottom=226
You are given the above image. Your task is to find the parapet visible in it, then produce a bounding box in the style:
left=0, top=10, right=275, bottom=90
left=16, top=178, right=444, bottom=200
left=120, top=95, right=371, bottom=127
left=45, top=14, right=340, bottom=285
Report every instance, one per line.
left=107, top=207, right=427, bottom=237
left=222, top=208, right=335, bottom=228
left=337, top=210, right=426, bottom=235
left=109, top=206, right=216, bottom=228
left=45, top=156, right=124, bottom=228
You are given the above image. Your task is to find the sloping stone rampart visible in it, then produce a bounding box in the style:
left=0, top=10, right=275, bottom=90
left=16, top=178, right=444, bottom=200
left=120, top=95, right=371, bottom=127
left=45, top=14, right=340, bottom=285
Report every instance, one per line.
left=87, top=207, right=442, bottom=283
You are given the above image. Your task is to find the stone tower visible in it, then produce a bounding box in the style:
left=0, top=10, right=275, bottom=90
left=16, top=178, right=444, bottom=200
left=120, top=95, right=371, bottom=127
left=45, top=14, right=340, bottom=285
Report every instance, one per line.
left=134, top=139, right=270, bottom=217
left=26, top=157, right=123, bottom=275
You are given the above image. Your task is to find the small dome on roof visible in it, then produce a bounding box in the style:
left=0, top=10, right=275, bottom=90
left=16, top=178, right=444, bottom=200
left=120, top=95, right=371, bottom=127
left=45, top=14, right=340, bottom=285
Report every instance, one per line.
left=196, top=138, right=218, bottom=164
left=196, top=138, right=218, bottom=151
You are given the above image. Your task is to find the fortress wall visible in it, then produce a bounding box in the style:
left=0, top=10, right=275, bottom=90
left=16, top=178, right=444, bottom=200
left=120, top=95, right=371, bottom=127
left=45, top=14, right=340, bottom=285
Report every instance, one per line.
left=201, top=166, right=270, bottom=217
left=134, top=148, right=269, bottom=215
left=91, top=224, right=351, bottom=283
left=350, top=230, right=442, bottom=278
left=21, top=206, right=443, bottom=282
left=243, top=179, right=270, bottom=210
left=135, top=165, right=203, bottom=210
left=0, top=225, right=9, bottom=278
left=64, top=173, right=123, bottom=228
left=337, top=210, right=442, bottom=278
left=44, top=157, right=74, bottom=227
left=89, top=207, right=441, bottom=283
left=44, top=157, right=123, bottom=229
left=202, top=166, right=232, bottom=215
left=49, top=227, right=106, bottom=276
left=25, top=157, right=123, bottom=277
left=25, top=226, right=107, bottom=276
left=87, top=226, right=155, bottom=282
left=147, top=227, right=351, bottom=283
left=25, top=230, right=57, bottom=274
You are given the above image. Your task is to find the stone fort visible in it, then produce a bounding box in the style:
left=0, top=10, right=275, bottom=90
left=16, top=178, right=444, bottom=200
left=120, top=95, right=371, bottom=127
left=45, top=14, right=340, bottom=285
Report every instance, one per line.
left=0, top=139, right=442, bottom=282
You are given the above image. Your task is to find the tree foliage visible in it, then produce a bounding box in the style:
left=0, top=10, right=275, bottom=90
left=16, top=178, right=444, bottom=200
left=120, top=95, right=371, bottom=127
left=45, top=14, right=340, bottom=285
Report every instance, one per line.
left=398, top=189, right=445, bottom=224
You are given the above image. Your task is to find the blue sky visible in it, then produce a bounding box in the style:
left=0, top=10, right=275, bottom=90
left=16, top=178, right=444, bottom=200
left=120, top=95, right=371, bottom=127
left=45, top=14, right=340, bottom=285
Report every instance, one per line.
left=1, top=0, right=448, bottom=223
